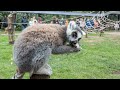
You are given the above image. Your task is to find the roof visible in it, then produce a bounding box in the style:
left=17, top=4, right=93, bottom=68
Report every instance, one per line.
left=1, top=11, right=120, bottom=17
left=1, top=11, right=101, bottom=16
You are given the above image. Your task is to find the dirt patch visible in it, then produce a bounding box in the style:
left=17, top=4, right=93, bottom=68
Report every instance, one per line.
left=112, top=71, right=120, bottom=74
left=105, top=32, right=120, bottom=36
left=105, top=32, right=120, bottom=41
left=83, top=32, right=120, bottom=45
left=83, top=36, right=104, bottom=43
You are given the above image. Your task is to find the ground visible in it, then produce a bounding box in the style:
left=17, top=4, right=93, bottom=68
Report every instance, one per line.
left=0, top=30, right=120, bottom=79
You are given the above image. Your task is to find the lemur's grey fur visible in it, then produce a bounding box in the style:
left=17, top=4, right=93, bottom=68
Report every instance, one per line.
left=13, top=24, right=81, bottom=78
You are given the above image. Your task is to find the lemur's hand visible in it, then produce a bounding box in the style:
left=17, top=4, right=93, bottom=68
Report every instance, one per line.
left=52, top=45, right=80, bottom=54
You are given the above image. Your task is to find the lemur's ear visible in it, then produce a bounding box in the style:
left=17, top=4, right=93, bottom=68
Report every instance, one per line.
left=70, top=23, right=74, bottom=30
left=81, top=30, right=86, bottom=35
left=76, top=25, right=86, bottom=36
left=75, top=25, right=82, bottom=34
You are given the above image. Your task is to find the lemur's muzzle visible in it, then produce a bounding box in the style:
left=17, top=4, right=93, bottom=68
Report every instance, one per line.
left=70, top=40, right=79, bottom=48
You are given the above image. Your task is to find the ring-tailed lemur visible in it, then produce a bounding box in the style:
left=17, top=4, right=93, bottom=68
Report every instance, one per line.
left=12, top=23, right=85, bottom=79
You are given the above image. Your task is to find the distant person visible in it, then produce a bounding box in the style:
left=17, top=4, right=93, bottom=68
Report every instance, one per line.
left=32, top=16, right=38, bottom=24
left=59, top=18, right=65, bottom=25
left=29, top=18, right=33, bottom=26
left=51, top=16, right=59, bottom=24
left=21, top=16, right=28, bottom=30
left=65, top=19, right=69, bottom=27
left=85, top=19, right=93, bottom=29
left=33, top=20, right=37, bottom=25
left=80, top=18, right=86, bottom=30
left=38, top=16, right=42, bottom=24
left=94, top=19, right=99, bottom=28
left=6, top=12, right=16, bottom=44
left=114, top=22, right=119, bottom=31
left=55, top=18, right=59, bottom=24
left=2, top=15, right=8, bottom=28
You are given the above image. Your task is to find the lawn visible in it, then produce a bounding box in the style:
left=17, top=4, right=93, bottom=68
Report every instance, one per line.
left=0, top=30, right=120, bottom=79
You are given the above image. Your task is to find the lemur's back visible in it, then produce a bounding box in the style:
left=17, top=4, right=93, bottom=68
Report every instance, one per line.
left=13, top=24, right=66, bottom=73
left=12, top=22, right=82, bottom=79
left=15, top=24, right=66, bottom=45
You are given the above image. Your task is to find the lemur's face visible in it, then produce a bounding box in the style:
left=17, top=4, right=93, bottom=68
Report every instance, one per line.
left=66, top=21, right=85, bottom=49
left=68, top=30, right=82, bottom=49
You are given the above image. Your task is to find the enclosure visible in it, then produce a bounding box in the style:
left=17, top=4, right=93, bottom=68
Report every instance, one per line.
left=0, top=11, right=120, bottom=79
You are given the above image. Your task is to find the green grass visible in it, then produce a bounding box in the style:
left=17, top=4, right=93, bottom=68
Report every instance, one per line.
left=1, top=31, right=120, bottom=79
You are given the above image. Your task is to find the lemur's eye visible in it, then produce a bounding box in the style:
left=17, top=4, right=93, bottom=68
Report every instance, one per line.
left=78, top=38, right=81, bottom=41
left=72, top=32, right=77, bottom=39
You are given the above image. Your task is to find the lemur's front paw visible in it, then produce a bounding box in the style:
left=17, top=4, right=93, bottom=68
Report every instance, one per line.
left=71, top=47, right=80, bottom=52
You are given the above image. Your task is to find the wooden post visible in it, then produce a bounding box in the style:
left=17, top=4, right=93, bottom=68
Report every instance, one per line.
left=99, top=27, right=104, bottom=37
left=85, top=31, right=88, bottom=38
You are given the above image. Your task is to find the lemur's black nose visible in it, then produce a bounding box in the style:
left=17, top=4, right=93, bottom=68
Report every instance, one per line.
left=70, top=41, right=77, bottom=45
left=73, top=42, right=77, bottom=45
left=73, top=40, right=77, bottom=45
